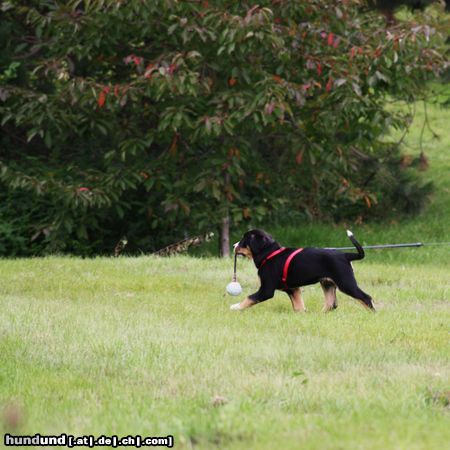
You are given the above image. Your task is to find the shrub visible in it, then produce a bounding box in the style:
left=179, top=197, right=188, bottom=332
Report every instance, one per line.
left=0, top=1, right=447, bottom=255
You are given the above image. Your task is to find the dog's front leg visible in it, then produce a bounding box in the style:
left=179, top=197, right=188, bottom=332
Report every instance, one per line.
left=230, top=280, right=275, bottom=311
left=230, top=297, right=257, bottom=311
left=287, top=288, right=306, bottom=312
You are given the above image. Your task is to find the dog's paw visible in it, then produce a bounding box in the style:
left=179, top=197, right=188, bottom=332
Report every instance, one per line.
left=230, top=302, right=243, bottom=311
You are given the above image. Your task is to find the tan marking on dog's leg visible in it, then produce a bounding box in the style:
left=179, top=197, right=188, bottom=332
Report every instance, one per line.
left=320, top=278, right=337, bottom=313
left=290, top=288, right=306, bottom=312
left=355, top=298, right=376, bottom=312
left=231, top=297, right=257, bottom=311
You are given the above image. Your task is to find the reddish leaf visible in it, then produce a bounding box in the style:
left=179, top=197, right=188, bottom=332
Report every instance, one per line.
left=123, top=55, right=132, bottom=64
left=246, top=5, right=260, bottom=22
left=272, top=75, right=282, bottom=83
left=316, top=62, right=322, bottom=76
left=169, top=64, right=177, bottom=76
left=98, top=91, right=106, bottom=108
left=145, top=64, right=155, bottom=79
left=326, top=77, right=333, bottom=92
left=393, top=38, right=399, bottom=50
left=125, top=54, right=143, bottom=66
left=327, top=32, right=334, bottom=46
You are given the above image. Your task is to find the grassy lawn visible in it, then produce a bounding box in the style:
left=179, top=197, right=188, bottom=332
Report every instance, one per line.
left=0, top=257, right=449, bottom=449
left=1, top=101, right=449, bottom=449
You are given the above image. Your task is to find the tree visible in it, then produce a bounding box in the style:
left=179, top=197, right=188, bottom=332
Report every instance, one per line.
left=0, top=1, right=447, bottom=256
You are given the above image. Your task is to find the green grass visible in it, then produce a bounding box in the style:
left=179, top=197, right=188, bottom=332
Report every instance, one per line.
left=1, top=100, right=449, bottom=449
left=0, top=257, right=449, bottom=449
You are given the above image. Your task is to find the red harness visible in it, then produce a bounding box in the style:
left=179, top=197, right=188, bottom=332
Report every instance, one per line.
left=259, top=247, right=304, bottom=287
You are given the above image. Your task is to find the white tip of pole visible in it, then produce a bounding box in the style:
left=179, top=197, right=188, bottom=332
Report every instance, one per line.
left=346, top=230, right=353, bottom=237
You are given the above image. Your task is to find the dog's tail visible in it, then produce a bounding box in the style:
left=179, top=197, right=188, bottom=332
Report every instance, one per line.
left=344, top=230, right=365, bottom=261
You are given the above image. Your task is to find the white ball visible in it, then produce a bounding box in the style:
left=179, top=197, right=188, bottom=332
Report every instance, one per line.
left=226, top=281, right=242, bottom=296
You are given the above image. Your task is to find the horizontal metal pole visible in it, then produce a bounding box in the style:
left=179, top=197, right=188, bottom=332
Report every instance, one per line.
left=325, top=242, right=424, bottom=251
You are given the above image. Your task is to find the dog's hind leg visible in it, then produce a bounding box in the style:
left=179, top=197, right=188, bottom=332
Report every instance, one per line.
left=320, top=278, right=338, bottom=312
left=286, top=288, right=306, bottom=312
left=334, top=276, right=375, bottom=311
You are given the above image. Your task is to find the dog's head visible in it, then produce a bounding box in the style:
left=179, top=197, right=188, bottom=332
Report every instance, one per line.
left=234, top=229, right=278, bottom=260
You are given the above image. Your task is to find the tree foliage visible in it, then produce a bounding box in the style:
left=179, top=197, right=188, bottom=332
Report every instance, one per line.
left=0, top=0, right=447, bottom=255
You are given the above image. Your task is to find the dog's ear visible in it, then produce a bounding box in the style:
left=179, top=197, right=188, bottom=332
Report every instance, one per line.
left=247, top=230, right=274, bottom=255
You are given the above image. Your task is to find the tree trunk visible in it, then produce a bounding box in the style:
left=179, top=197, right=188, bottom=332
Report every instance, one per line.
left=220, top=171, right=231, bottom=257
left=220, top=214, right=230, bottom=257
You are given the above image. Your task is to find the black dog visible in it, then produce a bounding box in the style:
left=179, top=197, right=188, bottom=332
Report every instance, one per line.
left=232, top=229, right=374, bottom=312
